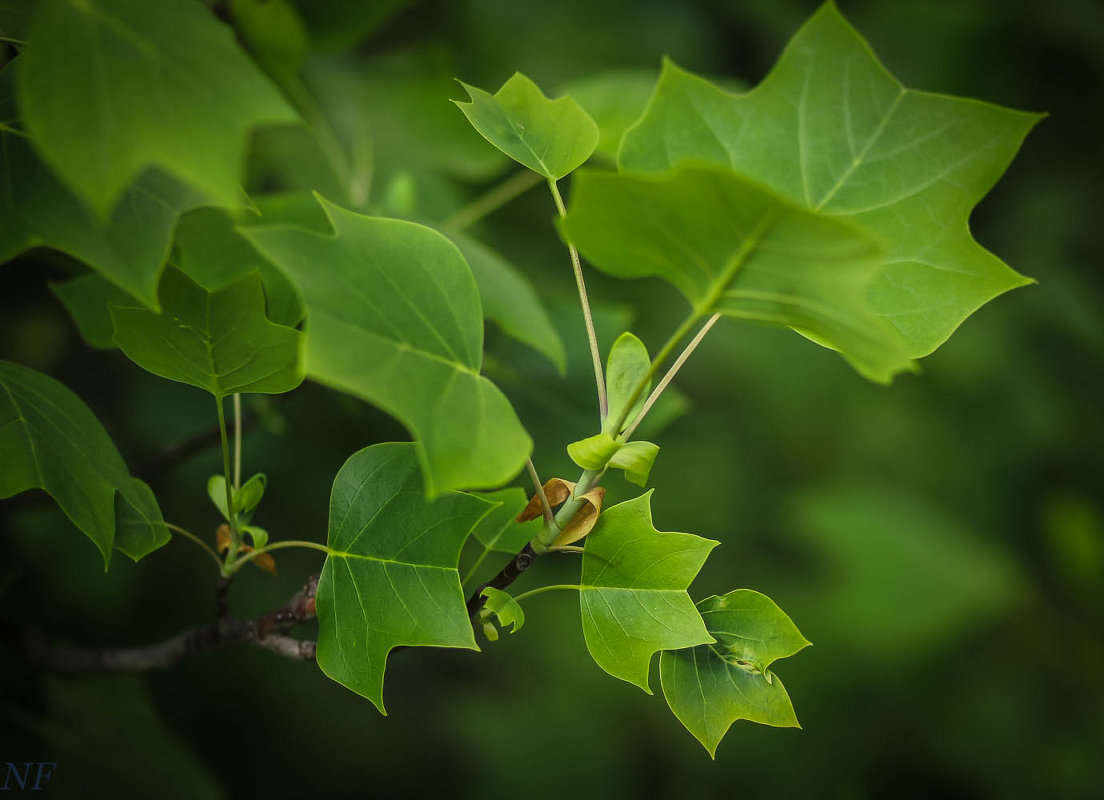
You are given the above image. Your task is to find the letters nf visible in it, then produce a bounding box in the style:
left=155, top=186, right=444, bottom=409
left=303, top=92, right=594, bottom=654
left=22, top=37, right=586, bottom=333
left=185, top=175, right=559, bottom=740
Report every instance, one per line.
left=0, top=763, right=56, bottom=792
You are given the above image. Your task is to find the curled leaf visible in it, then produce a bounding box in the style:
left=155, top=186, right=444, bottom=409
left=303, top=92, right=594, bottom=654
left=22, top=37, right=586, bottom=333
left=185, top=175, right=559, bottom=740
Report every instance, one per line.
left=216, top=523, right=232, bottom=554
left=552, top=487, right=606, bottom=548
left=566, top=432, right=621, bottom=471
left=516, top=478, right=575, bottom=523
left=608, top=441, right=660, bottom=487
left=251, top=551, right=278, bottom=575
left=479, top=587, right=525, bottom=638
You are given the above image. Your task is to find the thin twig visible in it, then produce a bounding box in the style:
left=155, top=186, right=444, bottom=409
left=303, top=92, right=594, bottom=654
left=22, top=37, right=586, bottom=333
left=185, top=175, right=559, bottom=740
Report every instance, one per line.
left=442, top=170, right=543, bottom=232
left=232, top=393, right=242, bottom=489
left=160, top=522, right=222, bottom=570
left=524, top=457, right=556, bottom=528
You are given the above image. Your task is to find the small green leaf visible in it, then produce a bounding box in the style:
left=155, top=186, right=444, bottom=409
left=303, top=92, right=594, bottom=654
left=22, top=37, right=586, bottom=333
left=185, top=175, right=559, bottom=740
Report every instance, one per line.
left=660, top=590, right=810, bottom=757
left=479, top=587, right=525, bottom=637
left=580, top=492, right=717, bottom=692
left=608, top=441, right=660, bottom=487
left=453, top=72, right=598, bottom=180
left=19, top=0, right=298, bottom=216
left=0, top=360, right=168, bottom=567
left=234, top=473, right=267, bottom=516
left=111, top=267, right=305, bottom=400
left=241, top=195, right=532, bottom=495
left=566, top=432, right=621, bottom=471
left=315, top=443, right=492, bottom=713
left=207, top=475, right=230, bottom=521
left=603, top=332, right=651, bottom=434
left=242, top=525, right=268, bottom=549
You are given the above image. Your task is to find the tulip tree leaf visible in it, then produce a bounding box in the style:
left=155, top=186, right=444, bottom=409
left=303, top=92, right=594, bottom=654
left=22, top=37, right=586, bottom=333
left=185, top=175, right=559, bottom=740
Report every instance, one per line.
left=608, top=441, right=660, bottom=487
left=0, top=360, right=168, bottom=567
left=579, top=491, right=718, bottom=692
left=603, top=332, right=650, bottom=434
left=241, top=195, right=532, bottom=495
left=565, top=69, right=659, bottom=163
left=0, top=61, right=205, bottom=308
left=49, top=273, right=141, bottom=350
left=454, top=72, right=598, bottom=180
left=111, top=267, right=305, bottom=399
left=446, top=232, right=566, bottom=374
left=660, top=590, right=810, bottom=757
left=18, top=0, right=298, bottom=217
left=567, top=432, right=621, bottom=471
left=619, top=3, right=1041, bottom=364
left=315, top=443, right=491, bottom=713
left=461, top=488, right=539, bottom=588
left=563, top=165, right=907, bottom=382
left=479, top=587, right=525, bottom=637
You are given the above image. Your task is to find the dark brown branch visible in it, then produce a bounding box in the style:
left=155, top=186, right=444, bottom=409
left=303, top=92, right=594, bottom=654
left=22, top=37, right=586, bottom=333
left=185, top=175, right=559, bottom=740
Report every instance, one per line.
left=6, top=576, right=319, bottom=673
left=464, top=544, right=536, bottom=622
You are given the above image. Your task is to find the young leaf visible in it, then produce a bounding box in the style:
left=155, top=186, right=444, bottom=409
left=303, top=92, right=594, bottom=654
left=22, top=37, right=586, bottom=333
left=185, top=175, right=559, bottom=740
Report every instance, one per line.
left=566, top=432, right=621, bottom=471
left=446, top=232, right=566, bottom=374
left=619, top=3, right=1042, bottom=364
left=552, top=487, right=605, bottom=548
left=608, top=441, right=660, bottom=487
left=315, top=443, right=492, bottom=713
left=235, top=473, right=267, bottom=516
left=111, top=267, right=305, bottom=399
left=516, top=478, right=575, bottom=523
left=242, top=525, right=269, bottom=550
left=603, top=332, right=651, bottom=433
left=562, top=165, right=909, bottom=383
left=0, top=60, right=205, bottom=308
left=660, top=590, right=810, bottom=757
left=241, top=195, right=532, bottom=495
left=579, top=492, right=717, bottom=691
left=453, top=73, right=599, bottom=180
left=0, top=360, right=168, bottom=566
left=207, top=475, right=231, bottom=521
left=479, top=587, right=525, bottom=636
left=18, top=0, right=298, bottom=217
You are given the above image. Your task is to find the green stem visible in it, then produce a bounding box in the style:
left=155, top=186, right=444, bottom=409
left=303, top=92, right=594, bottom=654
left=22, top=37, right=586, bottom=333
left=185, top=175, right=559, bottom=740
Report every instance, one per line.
left=525, top=457, right=557, bottom=530
left=215, top=396, right=239, bottom=568
left=512, top=584, right=583, bottom=604
left=442, top=170, right=543, bottom=232
left=232, top=393, right=242, bottom=489
left=226, top=540, right=332, bottom=574
left=134, top=521, right=222, bottom=570
left=548, top=178, right=607, bottom=421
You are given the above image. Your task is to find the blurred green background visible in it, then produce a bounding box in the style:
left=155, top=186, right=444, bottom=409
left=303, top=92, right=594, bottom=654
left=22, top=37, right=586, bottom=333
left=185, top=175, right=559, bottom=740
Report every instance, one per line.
left=2, top=0, right=1102, bottom=797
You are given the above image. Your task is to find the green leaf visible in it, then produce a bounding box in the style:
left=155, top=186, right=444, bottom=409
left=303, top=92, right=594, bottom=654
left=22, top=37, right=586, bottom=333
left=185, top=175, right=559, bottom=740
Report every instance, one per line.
left=608, top=441, right=660, bottom=487
left=228, top=0, right=307, bottom=77
left=563, top=165, right=910, bottom=383
left=660, top=590, right=810, bottom=757
left=619, top=5, right=1041, bottom=364
left=0, top=360, right=168, bottom=567
left=479, top=587, right=525, bottom=637
left=207, top=475, right=230, bottom=521
left=171, top=207, right=304, bottom=328
left=235, top=473, right=267, bottom=515
left=49, top=273, right=141, bottom=350
left=111, top=267, right=305, bottom=399
left=242, top=524, right=268, bottom=549
left=579, top=492, right=717, bottom=692
left=0, top=61, right=205, bottom=308
left=603, top=332, right=650, bottom=434
left=566, top=432, right=621, bottom=471
left=241, top=195, right=532, bottom=495
left=446, top=232, right=566, bottom=374
left=563, top=69, right=658, bottom=163
left=19, top=0, right=298, bottom=217
left=454, top=72, right=599, bottom=180
left=462, top=488, right=539, bottom=587
left=315, top=443, right=491, bottom=713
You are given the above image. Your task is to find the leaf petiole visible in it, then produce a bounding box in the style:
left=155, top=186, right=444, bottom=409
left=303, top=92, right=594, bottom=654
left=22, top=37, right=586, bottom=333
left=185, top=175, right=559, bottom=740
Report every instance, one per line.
left=442, top=170, right=543, bottom=232
left=511, top=584, right=583, bottom=604
left=224, top=540, right=333, bottom=574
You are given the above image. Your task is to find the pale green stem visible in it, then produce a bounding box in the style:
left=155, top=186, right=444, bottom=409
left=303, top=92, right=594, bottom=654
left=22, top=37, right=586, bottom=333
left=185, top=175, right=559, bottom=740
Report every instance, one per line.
left=511, top=584, right=583, bottom=604
left=215, top=396, right=240, bottom=568
left=232, top=393, right=242, bottom=489
left=548, top=545, right=585, bottom=554
left=548, top=178, right=607, bottom=421
left=442, top=170, right=543, bottom=232
left=226, top=540, right=332, bottom=574
left=135, top=521, right=222, bottom=570
left=525, top=457, right=557, bottom=529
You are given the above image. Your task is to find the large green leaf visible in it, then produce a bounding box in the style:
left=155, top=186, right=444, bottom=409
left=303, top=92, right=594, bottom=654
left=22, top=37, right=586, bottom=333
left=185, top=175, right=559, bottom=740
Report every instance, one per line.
left=461, top=487, right=537, bottom=587
left=50, top=272, right=141, bottom=350
left=563, top=69, right=658, bottom=164
left=446, top=232, right=566, bottom=374
left=562, top=165, right=908, bottom=382
left=0, top=360, right=168, bottom=566
left=579, top=492, right=717, bottom=692
left=315, top=443, right=491, bottom=713
left=454, top=72, right=598, bottom=180
left=18, top=0, right=297, bottom=217
left=111, top=267, right=305, bottom=399
left=0, top=61, right=205, bottom=308
left=660, top=590, right=810, bottom=757
left=619, top=3, right=1041, bottom=362
left=241, top=196, right=532, bottom=495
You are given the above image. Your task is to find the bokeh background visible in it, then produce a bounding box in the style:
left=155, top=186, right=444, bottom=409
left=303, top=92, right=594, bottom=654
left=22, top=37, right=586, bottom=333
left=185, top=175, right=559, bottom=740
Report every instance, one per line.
left=2, top=0, right=1102, bottom=797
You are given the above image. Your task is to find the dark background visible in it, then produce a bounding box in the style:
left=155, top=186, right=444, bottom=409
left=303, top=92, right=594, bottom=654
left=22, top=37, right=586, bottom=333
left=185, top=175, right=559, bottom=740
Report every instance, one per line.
left=2, top=0, right=1102, bottom=797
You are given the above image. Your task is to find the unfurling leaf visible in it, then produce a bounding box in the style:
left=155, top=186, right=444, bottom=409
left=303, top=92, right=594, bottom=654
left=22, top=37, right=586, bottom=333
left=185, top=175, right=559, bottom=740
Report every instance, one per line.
left=516, top=478, right=575, bottom=523
left=240, top=546, right=277, bottom=575
left=603, top=332, right=650, bottom=434
left=660, top=590, right=810, bottom=757
left=551, top=487, right=606, bottom=548
left=208, top=477, right=231, bottom=522
left=315, top=443, right=494, bottom=713
left=216, top=524, right=232, bottom=555
left=453, top=72, right=598, bottom=180
left=0, top=360, right=168, bottom=567
left=608, top=441, right=660, bottom=487
left=579, top=492, right=717, bottom=690
left=617, top=3, right=1041, bottom=374
left=235, top=474, right=267, bottom=517
left=479, top=587, right=525, bottom=638
left=566, top=432, right=621, bottom=471
left=242, top=524, right=269, bottom=550
left=112, top=268, right=305, bottom=399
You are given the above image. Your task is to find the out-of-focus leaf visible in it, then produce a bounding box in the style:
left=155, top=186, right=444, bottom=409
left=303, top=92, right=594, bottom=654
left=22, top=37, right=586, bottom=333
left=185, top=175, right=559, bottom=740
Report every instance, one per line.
left=564, top=69, right=658, bottom=163
left=579, top=491, right=716, bottom=690
left=454, top=72, right=598, bottom=180
left=229, top=0, right=307, bottom=77
left=241, top=195, right=532, bottom=495
left=315, top=443, right=491, bottom=713
left=289, top=0, right=412, bottom=50
left=49, top=272, right=140, bottom=349
left=660, top=590, right=809, bottom=757
left=0, top=360, right=168, bottom=566
left=19, top=0, right=298, bottom=216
